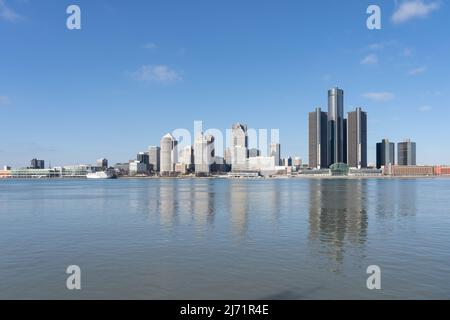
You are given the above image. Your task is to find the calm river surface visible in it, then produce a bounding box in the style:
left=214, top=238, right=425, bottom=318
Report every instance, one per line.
left=0, top=178, right=449, bottom=299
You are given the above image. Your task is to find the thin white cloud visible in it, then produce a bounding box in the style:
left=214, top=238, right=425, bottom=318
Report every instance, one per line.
left=143, top=42, right=158, bottom=50
left=409, top=66, right=428, bottom=75
left=418, top=105, right=432, bottom=112
left=392, top=0, right=441, bottom=24
left=361, top=54, right=378, bottom=65
left=362, top=92, right=395, bottom=102
left=367, top=40, right=399, bottom=51
left=129, top=65, right=182, bottom=84
left=0, top=0, right=21, bottom=22
left=0, top=95, right=10, bottom=105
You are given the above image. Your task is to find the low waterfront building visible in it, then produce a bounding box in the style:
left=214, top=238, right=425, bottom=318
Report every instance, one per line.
left=389, top=165, right=434, bottom=176
left=227, top=171, right=260, bottom=178
left=0, top=169, right=11, bottom=179
left=349, top=168, right=382, bottom=176
left=11, top=168, right=60, bottom=179
left=437, top=166, right=450, bottom=175
left=330, top=163, right=350, bottom=176
left=57, top=165, right=94, bottom=178
left=175, top=163, right=188, bottom=175
left=299, top=168, right=331, bottom=176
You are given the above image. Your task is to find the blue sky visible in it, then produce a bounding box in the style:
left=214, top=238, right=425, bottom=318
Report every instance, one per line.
left=0, top=0, right=449, bottom=167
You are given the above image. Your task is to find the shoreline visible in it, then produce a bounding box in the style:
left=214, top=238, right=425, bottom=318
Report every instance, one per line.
left=2, top=175, right=450, bottom=181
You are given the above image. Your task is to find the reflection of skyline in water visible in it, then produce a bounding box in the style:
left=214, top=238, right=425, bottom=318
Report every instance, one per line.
left=230, top=181, right=250, bottom=237
left=127, top=178, right=417, bottom=265
left=1, top=178, right=448, bottom=299
left=374, top=179, right=417, bottom=219
left=308, top=179, right=368, bottom=265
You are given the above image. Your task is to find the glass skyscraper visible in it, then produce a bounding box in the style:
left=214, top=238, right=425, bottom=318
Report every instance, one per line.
left=398, top=139, right=417, bottom=166
left=308, top=107, right=328, bottom=169
left=347, top=107, right=367, bottom=168
left=327, top=87, right=345, bottom=166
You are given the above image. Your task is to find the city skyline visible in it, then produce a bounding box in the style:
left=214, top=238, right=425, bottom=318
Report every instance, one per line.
left=1, top=1, right=449, bottom=167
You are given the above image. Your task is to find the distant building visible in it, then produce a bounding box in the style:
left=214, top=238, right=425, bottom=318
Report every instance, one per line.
left=343, top=118, right=347, bottom=164
left=113, top=163, right=130, bottom=176
left=347, top=107, right=367, bottom=168
left=175, top=163, right=188, bottom=175
left=247, top=156, right=276, bottom=172
left=30, top=158, right=45, bottom=169
left=0, top=168, right=12, bottom=179
left=148, top=146, right=161, bottom=173
left=269, top=143, right=281, bottom=166
left=308, top=107, right=328, bottom=169
left=327, top=87, right=345, bottom=166
left=97, top=158, right=108, bottom=169
left=224, top=148, right=232, bottom=165
left=160, top=133, right=178, bottom=174
left=195, top=133, right=215, bottom=175
left=179, top=145, right=194, bottom=172
left=283, top=157, right=292, bottom=167
left=129, top=161, right=147, bottom=175
left=376, top=139, right=395, bottom=169
left=293, top=157, right=302, bottom=167
left=137, top=152, right=149, bottom=165
left=389, top=165, right=433, bottom=176
left=248, top=148, right=260, bottom=158
left=398, top=139, right=416, bottom=166
left=231, top=123, right=248, bottom=171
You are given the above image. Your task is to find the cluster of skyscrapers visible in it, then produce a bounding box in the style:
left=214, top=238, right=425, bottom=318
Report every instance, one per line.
left=129, top=123, right=286, bottom=177
left=309, top=87, right=416, bottom=170
left=376, top=138, right=417, bottom=169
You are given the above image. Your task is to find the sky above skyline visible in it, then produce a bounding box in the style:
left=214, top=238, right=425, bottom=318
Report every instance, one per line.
left=1, top=0, right=449, bottom=167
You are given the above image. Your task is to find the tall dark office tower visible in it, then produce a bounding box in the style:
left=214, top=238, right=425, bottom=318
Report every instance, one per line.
left=343, top=118, right=348, bottom=164
left=397, top=139, right=416, bottom=165
left=309, top=107, right=328, bottom=168
left=376, top=139, right=395, bottom=169
left=347, top=107, right=367, bottom=168
left=327, top=87, right=344, bottom=166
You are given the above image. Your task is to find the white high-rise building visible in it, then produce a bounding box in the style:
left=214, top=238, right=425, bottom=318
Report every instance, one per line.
left=231, top=123, right=248, bottom=171
left=269, top=143, right=281, bottom=166
left=160, top=133, right=178, bottom=174
left=179, top=145, right=194, bottom=167
left=195, top=133, right=215, bottom=175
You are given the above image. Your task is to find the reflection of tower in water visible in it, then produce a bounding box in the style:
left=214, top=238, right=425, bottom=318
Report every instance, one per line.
left=230, top=181, right=249, bottom=236
left=159, top=180, right=177, bottom=227
left=193, top=180, right=215, bottom=226
left=308, top=179, right=368, bottom=264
